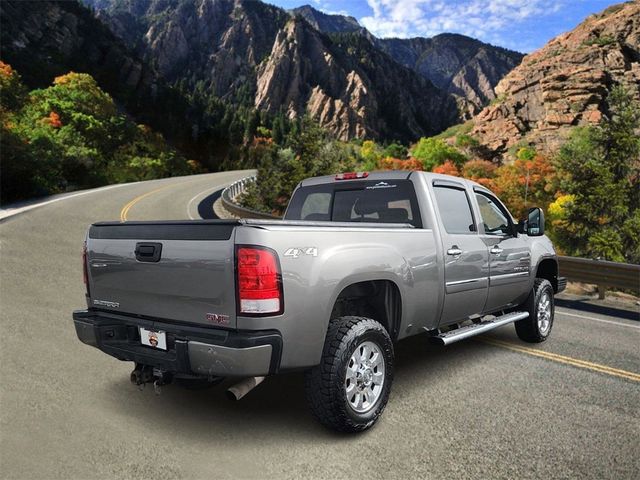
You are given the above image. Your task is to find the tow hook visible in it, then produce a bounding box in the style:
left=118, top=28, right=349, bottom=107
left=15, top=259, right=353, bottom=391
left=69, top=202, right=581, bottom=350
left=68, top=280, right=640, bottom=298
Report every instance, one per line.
left=152, top=369, right=171, bottom=395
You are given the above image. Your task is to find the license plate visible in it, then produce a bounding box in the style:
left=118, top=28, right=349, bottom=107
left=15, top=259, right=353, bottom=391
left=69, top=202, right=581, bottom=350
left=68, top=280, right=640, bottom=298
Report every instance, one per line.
left=139, top=327, right=167, bottom=351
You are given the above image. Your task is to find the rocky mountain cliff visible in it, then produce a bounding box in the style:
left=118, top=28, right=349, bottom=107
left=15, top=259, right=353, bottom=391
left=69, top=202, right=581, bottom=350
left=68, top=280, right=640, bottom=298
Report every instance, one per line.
left=255, top=18, right=457, bottom=140
left=83, top=0, right=459, bottom=141
left=469, top=1, right=640, bottom=159
left=378, top=35, right=523, bottom=116
left=3, top=0, right=525, bottom=144
left=291, top=5, right=362, bottom=34
left=292, top=5, right=523, bottom=115
left=86, top=0, right=289, bottom=100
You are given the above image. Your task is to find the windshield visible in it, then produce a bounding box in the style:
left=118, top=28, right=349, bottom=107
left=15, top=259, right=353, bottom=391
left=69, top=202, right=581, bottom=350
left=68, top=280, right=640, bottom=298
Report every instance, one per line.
left=285, top=179, right=423, bottom=228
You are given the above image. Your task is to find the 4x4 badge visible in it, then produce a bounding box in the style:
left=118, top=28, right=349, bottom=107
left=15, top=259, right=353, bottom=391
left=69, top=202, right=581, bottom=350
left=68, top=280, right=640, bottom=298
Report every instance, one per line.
left=284, top=247, right=318, bottom=258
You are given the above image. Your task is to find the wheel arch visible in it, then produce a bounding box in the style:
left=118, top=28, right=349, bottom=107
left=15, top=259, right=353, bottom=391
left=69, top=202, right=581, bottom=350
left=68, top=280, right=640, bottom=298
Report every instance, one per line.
left=535, top=257, right=559, bottom=293
left=328, top=278, right=403, bottom=342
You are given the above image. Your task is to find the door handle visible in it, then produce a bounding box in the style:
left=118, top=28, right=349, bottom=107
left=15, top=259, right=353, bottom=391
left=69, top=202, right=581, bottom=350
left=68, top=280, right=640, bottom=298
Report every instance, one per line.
left=490, top=246, right=503, bottom=255
left=447, top=246, right=463, bottom=256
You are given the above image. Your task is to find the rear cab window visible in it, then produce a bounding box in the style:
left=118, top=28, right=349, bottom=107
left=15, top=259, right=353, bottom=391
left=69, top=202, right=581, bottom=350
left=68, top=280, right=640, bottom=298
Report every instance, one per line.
left=285, top=179, right=423, bottom=228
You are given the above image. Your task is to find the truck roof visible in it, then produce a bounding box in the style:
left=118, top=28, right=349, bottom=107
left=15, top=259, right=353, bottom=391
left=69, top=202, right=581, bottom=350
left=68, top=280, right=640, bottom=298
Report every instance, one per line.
left=299, top=170, right=484, bottom=190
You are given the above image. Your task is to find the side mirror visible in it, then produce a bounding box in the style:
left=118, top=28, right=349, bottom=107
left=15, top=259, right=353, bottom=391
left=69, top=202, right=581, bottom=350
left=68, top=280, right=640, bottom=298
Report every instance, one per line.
left=521, top=207, right=545, bottom=236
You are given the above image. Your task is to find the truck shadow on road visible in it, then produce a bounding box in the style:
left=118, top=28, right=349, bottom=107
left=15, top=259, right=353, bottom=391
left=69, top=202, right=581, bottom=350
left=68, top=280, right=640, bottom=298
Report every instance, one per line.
left=100, top=333, right=506, bottom=440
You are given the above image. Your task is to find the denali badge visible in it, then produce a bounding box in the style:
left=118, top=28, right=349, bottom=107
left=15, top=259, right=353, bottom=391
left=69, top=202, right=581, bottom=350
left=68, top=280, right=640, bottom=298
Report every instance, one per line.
left=206, top=313, right=230, bottom=325
left=93, top=299, right=120, bottom=308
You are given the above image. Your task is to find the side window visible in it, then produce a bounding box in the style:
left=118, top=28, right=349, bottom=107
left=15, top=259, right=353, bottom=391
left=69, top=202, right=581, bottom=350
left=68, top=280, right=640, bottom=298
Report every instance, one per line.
left=300, top=193, right=331, bottom=220
left=475, top=192, right=512, bottom=236
left=433, top=186, right=476, bottom=234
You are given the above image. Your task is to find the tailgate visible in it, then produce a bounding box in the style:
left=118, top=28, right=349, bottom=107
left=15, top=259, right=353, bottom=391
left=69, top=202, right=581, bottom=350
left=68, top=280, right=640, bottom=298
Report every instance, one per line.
left=86, top=221, right=239, bottom=328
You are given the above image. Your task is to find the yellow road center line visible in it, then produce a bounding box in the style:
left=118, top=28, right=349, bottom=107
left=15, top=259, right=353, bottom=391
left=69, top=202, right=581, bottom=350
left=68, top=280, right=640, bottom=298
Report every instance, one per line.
left=480, top=338, right=640, bottom=383
left=120, top=183, right=180, bottom=221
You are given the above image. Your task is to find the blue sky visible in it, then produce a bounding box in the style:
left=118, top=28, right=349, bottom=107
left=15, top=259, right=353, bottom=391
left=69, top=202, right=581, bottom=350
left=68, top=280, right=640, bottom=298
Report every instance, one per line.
left=268, top=0, right=619, bottom=52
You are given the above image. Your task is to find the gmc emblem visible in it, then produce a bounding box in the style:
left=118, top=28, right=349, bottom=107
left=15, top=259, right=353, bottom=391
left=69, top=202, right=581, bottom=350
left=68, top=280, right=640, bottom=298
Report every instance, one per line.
left=206, top=313, right=230, bottom=325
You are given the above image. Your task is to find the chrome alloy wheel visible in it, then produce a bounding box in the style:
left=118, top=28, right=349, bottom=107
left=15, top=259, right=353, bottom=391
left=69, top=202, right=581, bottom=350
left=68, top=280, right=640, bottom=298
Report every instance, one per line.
left=537, top=291, right=552, bottom=334
left=345, top=340, right=385, bottom=414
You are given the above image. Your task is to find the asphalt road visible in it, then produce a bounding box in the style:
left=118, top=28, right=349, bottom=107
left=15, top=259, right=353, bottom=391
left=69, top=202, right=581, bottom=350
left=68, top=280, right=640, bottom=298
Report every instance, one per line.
left=1, top=172, right=639, bottom=479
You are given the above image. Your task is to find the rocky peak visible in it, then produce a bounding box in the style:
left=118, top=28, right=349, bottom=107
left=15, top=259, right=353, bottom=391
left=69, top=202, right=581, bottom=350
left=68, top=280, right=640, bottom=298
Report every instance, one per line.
left=291, top=5, right=362, bottom=33
left=255, top=18, right=376, bottom=139
left=470, top=1, right=640, bottom=159
left=378, top=34, right=524, bottom=115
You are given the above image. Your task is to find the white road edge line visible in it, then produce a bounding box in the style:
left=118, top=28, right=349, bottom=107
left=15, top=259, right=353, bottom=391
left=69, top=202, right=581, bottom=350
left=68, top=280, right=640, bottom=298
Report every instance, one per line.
left=0, top=183, right=132, bottom=221
left=557, top=309, right=640, bottom=330
left=186, top=184, right=227, bottom=219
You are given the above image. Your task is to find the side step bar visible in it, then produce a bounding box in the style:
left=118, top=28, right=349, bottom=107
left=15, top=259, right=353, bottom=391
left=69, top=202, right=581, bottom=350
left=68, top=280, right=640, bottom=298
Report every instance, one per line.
left=432, top=311, right=529, bottom=346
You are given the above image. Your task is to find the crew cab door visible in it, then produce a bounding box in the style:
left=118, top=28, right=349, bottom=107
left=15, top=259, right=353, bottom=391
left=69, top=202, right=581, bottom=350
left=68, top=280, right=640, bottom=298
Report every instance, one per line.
left=432, top=182, right=489, bottom=324
left=473, top=190, right=531, bottom=312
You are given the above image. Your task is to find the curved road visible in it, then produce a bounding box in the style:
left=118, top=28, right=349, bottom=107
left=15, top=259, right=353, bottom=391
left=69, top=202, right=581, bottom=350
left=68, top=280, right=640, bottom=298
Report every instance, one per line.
left=1, top=172, right=639, bottom=479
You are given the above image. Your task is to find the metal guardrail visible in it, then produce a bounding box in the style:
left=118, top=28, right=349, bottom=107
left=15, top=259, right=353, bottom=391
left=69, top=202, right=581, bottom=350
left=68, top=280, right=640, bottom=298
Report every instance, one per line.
left=221, top=176, right=281, bottom=219
left=558, top=256, right=640, bottom=297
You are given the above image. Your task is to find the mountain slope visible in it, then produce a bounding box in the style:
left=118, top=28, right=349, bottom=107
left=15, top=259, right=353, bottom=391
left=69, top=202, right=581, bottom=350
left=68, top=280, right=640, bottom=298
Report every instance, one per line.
left=0, top=0, right=256, bottom=168
left=256, top=19, right=457, bottom=140
left=291, top=5, right=362, bottom=33
left=469, top=1, right=640, bottom=158
left=292, top=5, right=523, bottom=115
left=86, top=0, right=289, bottom=100
left=84, top=0, right=459, bottom=141
left=0, top=0, right=152, bottom=96
left=378, top=34, right=523, bottom=115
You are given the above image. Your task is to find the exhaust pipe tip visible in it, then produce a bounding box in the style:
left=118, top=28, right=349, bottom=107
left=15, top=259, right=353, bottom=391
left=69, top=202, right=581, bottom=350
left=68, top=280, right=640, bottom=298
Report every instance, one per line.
left=226, top=376, right=265, bottom=401
left=226, top=389, right=241, bottom=401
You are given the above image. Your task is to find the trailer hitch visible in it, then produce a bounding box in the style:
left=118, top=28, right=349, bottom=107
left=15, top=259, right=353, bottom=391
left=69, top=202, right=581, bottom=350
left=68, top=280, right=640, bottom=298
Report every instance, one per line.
left=130, top=364, right=172, bottom=394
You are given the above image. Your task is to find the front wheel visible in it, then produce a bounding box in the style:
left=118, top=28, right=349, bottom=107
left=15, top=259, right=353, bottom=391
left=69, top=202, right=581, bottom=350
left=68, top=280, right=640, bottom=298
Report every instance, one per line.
left=304, top=316, right=394, bottom=433
left=515, top=278, right=555, bottom=343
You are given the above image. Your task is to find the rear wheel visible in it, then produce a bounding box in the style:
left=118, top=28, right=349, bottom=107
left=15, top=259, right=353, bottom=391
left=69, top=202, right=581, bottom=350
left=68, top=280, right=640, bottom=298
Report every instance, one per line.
left=304, top=316, right=394, bottom=433
left=515, top=278, right=555, bottom=343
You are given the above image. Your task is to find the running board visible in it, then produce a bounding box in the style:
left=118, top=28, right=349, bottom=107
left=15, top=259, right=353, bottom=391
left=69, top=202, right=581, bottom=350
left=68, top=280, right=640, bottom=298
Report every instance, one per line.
left=432, top=311, right=529, bottom=346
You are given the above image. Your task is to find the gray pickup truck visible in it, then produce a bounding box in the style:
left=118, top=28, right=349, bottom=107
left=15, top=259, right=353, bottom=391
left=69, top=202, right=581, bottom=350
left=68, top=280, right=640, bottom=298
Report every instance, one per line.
left=73, top=171, right=566, bottom=432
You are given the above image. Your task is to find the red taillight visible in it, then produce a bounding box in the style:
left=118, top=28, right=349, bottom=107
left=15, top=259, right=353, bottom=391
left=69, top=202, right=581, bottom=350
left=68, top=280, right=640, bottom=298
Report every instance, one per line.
left=82, top=241, right=90, bottom=294
left=335, top=172, right=369, bottom=180
left=236, top=246, right=283, bottom=315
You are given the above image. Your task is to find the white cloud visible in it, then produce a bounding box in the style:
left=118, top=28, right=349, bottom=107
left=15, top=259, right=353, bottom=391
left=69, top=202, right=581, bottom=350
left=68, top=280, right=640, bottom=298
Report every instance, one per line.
left=360, top=0, right=569, bottom=50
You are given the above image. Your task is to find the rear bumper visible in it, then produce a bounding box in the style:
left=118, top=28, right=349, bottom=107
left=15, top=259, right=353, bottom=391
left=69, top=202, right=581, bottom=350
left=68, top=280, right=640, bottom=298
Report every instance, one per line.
left=73, top=309, right=281, bottom=377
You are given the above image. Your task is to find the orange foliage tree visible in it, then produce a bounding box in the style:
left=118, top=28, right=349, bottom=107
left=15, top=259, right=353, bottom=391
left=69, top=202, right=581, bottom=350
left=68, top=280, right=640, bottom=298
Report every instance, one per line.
left=377, top=156, right=424, bottom=171
left=432, top=160, right=460, bottom=176
left=43, top=111, right=62, bottom=128
left=461, top=159, right=497, bottom=189
left=493, top=154, right=557, bottom=219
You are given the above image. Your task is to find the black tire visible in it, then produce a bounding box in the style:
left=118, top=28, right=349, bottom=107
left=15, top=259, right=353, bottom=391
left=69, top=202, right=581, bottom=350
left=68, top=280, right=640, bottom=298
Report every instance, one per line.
left=304, top=316, right=394, bottom=433
left=515, top=278, right=555, bottom=343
